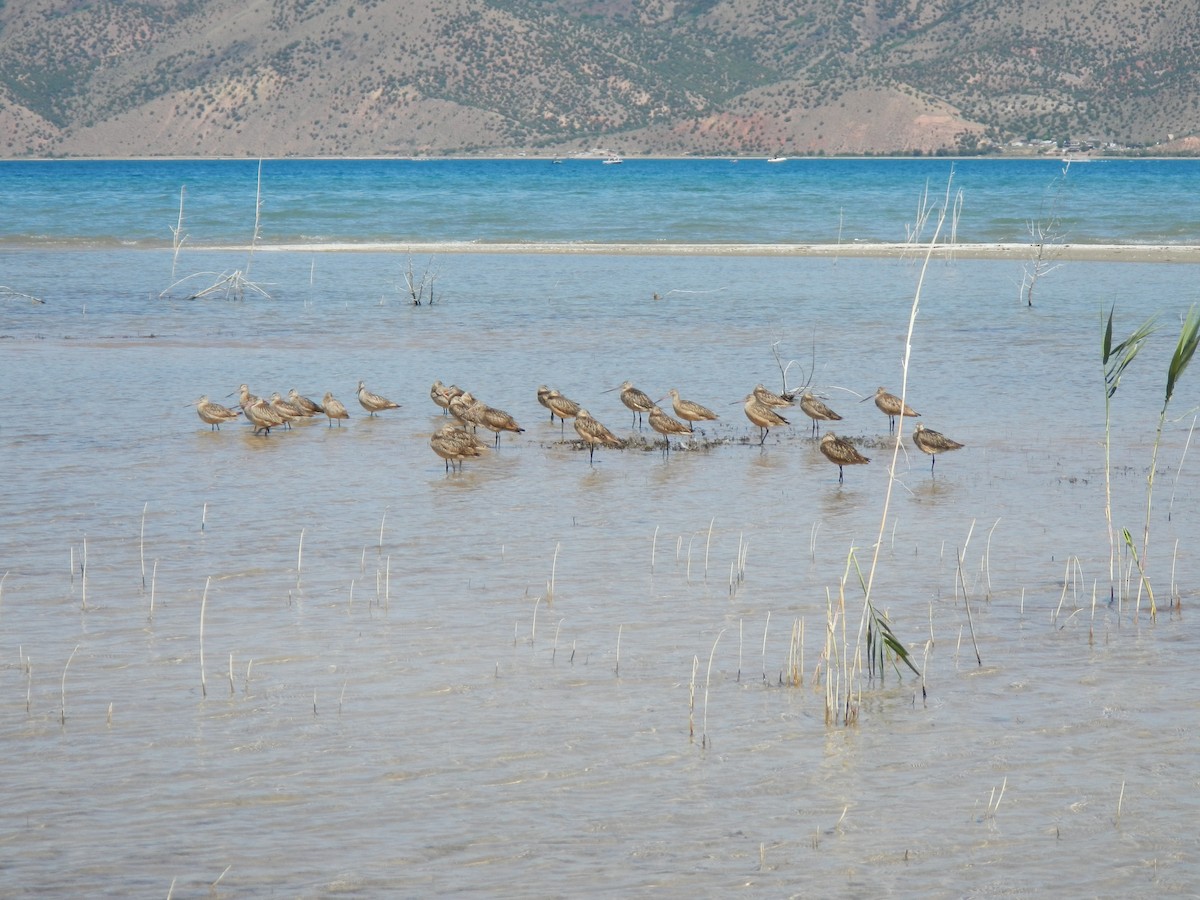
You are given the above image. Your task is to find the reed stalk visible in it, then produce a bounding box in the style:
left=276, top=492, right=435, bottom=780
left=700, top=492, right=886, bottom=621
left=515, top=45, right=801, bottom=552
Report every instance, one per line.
left=548, top=542, right=560, bottom=603
left=1167, top=414, right=1197, bottom=523
left=1101, top=305, right=1156, bottom=600
left=702, top=630, right=724, bottom=748
left=170, top=186, right=187, bottom=278
left=761, top=611, right=771, bottom=683
left=850, top=175, right=952, bottom=717
left=957, top=549, right=982, bottom=666
left=149, top=559, right=158, bottom=619
left=983, top=518, right=1000, bottom=601
left=615, top=624, right=622, bottom=675
left=296, top=528, right=305, bottom=584
left=1136, top=304, right=1200, bottom=618
left=651, top=525, right=659, bottom=574
left=199, top=576, right=210, bottom=698
left=201, top=501, right=207, bottom=532
left=81, top=537, right=88, bottom=611
left=689, top=655, right=698, bottom=739
left=704, top=517, right=715, bottom=579
left=140, top=502, right=148, bottom=590
left=60, top=644, right=79, bottom=725
left=787, top=617, right=803, bottom=687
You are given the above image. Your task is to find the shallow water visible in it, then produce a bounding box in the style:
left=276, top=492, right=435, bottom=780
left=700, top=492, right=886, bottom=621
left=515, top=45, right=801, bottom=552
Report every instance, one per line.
left=2, top=242, right=1199, bottom=896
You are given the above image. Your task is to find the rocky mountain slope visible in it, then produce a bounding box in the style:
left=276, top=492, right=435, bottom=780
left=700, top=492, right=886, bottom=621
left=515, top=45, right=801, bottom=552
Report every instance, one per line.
left=2, top=0, right=1197, bottom=157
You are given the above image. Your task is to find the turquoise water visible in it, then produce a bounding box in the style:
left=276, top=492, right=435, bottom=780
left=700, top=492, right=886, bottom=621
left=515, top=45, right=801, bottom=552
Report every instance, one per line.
left=1, top=160, right=1199, bottom=896
left=3, top=156, right=1200, bottom=247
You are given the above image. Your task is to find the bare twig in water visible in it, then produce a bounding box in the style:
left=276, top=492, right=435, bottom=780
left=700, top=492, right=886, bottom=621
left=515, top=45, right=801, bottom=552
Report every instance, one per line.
left=402, top=254, right=439, bottom=305
left=1019, top=160, right=1070, bottom=306
left=1, top=286, right=46, bottom=304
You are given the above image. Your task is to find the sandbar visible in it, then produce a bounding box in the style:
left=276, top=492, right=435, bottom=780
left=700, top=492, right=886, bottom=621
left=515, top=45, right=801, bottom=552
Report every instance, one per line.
left=213, top=241, right=1200, bottom=262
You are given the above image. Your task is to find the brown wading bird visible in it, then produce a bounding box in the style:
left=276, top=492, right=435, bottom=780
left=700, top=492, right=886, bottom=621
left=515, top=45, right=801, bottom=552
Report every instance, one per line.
left=820, top=433, right=870, bottom=483
left=912, top=423, right=965, bottom=473
left=431, top=380, right=458, bottom=415
left=536, top=385, right=555, bottom=420
left=476, top=403, right=525, bottom=447
left=665, top=388, right=719, bottom=432
left=269, top=392, right=304, bottom=429
left=648, top=404, right=693, bottom=454
left=573, top=408, right=622, bottom=463
left=752, top=383, right=796, bottom=408
left=430, top=423, right=488, bottom=471
left=614, top=381, right=656, bottom=429
left=873, top=386, right=920, bottom=431
left=357, top=380, right=400, bottom=416
left=799, top=391, right=843, bottom=436
left=743, top=394, right=790, bottom=445
left=321, top=391, right=350, bottom=427
left=288, top=389, right=323, bottom=417
left=238, top=385, right=286, bottom=436
left=449, top=392, right=488, bottom=430
left=545, top=389, right=581, bottom=434
left=194, top=396, right=241, bottom=431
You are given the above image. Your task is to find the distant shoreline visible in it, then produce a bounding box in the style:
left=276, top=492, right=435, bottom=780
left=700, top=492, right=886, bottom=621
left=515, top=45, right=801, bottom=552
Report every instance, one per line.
left=207, top=241, right=1200, bottom=263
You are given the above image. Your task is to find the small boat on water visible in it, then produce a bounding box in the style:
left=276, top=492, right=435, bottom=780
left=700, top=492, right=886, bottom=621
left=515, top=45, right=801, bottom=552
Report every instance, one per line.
left=602, top=156, right=624, bottom=165
left=767, top=155, right=788, bottom=163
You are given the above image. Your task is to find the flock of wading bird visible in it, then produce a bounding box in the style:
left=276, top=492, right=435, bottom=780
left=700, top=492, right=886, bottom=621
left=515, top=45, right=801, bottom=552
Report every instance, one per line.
left=193, top=379, right=965, bottom=481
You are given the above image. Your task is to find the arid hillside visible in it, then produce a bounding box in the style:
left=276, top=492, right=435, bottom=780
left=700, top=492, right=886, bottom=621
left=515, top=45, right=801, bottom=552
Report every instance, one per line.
left=2, top=0, right=1198, bottom=157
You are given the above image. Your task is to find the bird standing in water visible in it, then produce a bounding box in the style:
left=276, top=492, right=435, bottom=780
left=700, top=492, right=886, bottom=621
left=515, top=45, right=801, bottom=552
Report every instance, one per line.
left=819, top=433, right=870, bottom=483
left=912, top=423, right=964, bottom=473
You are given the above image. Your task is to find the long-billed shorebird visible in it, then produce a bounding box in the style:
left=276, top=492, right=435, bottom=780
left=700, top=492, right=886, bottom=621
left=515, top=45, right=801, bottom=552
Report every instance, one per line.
left=872, top=386, right=919, bottom=431
left=288, top=389, right=323, bottom=417
left=321, top=391, right=349, bottom=427
left=648, top=404, right=693, bottom=454
left=431, top=380, right=457, bottom=415
left=357, top=380, right=400, bottom=416
left=537, top=385, right=555, bottom=420
left=476, top=403, right=524, bottom=447
left=665, top=388, right=718, bottom=432
left=449, top=391, right=487, bottom=430
left=613, top=381, right=656, bottom=429
left=819, top=433, right=870, bottom=483
left=238, top=385, right=286, bottom=435
left=573, top=408, right=622, bottom=463
left=545, top=389, right=581, bottom=434
left=743, top=394, right=789, bottom=445
left=269, top=392, right=304, bottom=429
left=799, top=391, right=843, bottom=436
left=912, top=423, right=965, bottom=473
left=194, top=396, right=241, bottom=431
left=752, top=383, right=796, bottom=408
left=430, top=423, right=488, bottom=471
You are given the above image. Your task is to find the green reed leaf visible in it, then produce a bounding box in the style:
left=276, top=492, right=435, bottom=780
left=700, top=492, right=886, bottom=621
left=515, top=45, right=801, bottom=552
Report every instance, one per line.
left=1166, top=304, right=1200, bottom=406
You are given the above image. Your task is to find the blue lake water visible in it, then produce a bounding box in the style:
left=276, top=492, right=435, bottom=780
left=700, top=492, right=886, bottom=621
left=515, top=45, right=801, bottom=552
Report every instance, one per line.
left=1, top=158, right=1199, bottom=896
left=4, top=156, right=1200, bottom=247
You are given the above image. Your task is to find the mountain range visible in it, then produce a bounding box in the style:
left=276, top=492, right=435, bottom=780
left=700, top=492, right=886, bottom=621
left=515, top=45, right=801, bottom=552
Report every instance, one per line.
left=2, top=0, right=1198, bottom=158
